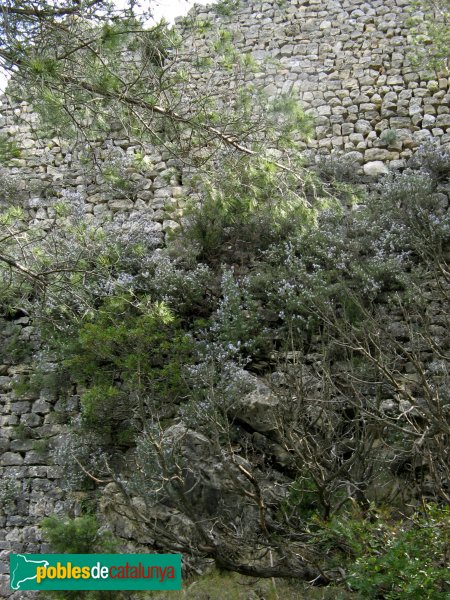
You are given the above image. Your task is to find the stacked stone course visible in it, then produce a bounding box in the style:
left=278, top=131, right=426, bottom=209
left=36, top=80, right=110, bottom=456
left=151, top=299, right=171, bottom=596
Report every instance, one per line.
left=184, top=0, right=449, bottom=175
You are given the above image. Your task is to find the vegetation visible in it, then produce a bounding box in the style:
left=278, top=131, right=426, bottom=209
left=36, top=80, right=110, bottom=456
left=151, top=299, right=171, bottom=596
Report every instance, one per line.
left=0, top=0, right=449, bottom=597
left=407, top=0, right=450, bottom=73
left=27, top=143, right=448, bottom=594
left=348, top=504, right=450, bottom=599
left=41, top=515, right=117, bottom=554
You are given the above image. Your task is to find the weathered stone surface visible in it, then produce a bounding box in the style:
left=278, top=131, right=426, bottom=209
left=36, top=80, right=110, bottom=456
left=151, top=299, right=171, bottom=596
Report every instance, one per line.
left=365, top=148, right=391, bottom=161
left=10, top=402, right=31, bottom=415
left=158, top=424, right=256, bottom=519
left=23, top=451, right=48, bottom=465
left=0, top=453, right=24, bottom=466
left=31, top=400, right=51, bottom=414
left=20, top=414, right=41, bottom=427
left=108, top=199, right=134, bottom=211
left=0, top=377, right=11, bottom=390
left=363, top=161, right=389, bottom=176
left=233, top=374, right=279, bottom=433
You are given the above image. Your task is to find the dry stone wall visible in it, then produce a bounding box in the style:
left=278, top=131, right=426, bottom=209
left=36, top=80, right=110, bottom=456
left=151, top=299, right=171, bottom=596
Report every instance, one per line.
left=1, top=0, right=449, bottom=227
left=0, top=98, right=184, bottom=237
left=0, top=0, right=449, bottom=597
left=0, top=331, right=72, bottom=599
left=182, top=0, right=450, bottom=175
left=0, top=97, right=181, bottom=598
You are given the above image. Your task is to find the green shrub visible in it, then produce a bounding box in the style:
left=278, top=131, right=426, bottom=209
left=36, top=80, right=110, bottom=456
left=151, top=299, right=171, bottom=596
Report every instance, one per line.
left=380, top=129, right=398, bottom=147
left=213, top=0, right=240, bottom=17
left=12, top=422, right=33, bottom=440
left=39, top=517, right=149, bottom=599
left=347, top=505, right=450, bottom=599
left=0, top=477, right=19, bottom=511
left=281, top=476, right=322, bottom=521
left=0, top=133, right=21, bottom=163
left=406, top=0, right=450, bottom=73
left=12, top=367, right=71, bottom=400
left=315, top=155, right=363, bottom=184
left=32, top=439, right=50, bottom=455
left=408, top=142, right=450, bottom=180
left=41, top=515, right=117, bottom=554
left=208, top=269, right=268, bottom=357
left=64, top=293, right=192, bottom=437
left=79, top=385, right=123, bottom=435
left=183, top=156, right=312, bottom=264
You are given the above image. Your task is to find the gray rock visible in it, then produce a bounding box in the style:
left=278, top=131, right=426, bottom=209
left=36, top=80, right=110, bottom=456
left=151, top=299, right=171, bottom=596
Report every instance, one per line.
left=20, top=413, right=41, bottom=427
left=343, top=151, right=364, bottom=164
left=365, top=148, right=390, bottom=161
left=108, top=198, right=134, bottom=211
left=10, top=402, right=31, bottom=415
left=0, top=452, right=24, bottom=466
left=0, top=376, right=11, bottom=391
left=363, top=161, right=389, bottom=176
left=233, top=375, right=279, bottom=434
left=31, top=400, right=51, bottom=414
left=355, top=119, right=372, bottom=135
left=23, top=451, right=48, bottom=465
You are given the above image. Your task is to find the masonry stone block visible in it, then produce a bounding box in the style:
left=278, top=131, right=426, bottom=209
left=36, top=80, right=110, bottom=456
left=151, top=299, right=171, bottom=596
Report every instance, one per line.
left=363, top=160, right=389, bottom=176
left=10, top=402, right=31, bottom=415
left=0, top=453, right=24, bottom=466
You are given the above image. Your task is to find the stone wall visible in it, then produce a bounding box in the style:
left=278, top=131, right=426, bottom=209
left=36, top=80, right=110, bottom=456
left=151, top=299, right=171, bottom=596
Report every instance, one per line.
left=181, top=0, right=449, bottom=174
left=0, top=96, right=179, bottom=597
left=0, top=0, right=449, bottom=596
left=0, top=97, right=184, bottom=237
left=0, top=320, right=68, bottom=599
left=1, top=0, right=449, bottom=227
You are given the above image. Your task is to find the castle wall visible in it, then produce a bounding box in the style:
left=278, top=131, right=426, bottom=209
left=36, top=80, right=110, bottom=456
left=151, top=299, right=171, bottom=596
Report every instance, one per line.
left=0, top=1, right=449, bottom=596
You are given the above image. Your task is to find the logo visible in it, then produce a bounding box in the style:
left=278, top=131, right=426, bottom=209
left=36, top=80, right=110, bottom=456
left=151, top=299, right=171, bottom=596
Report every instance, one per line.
left=10, top=554, right=181, bottom=591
